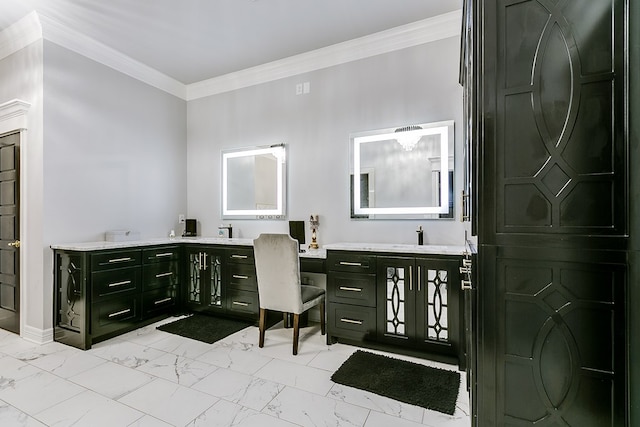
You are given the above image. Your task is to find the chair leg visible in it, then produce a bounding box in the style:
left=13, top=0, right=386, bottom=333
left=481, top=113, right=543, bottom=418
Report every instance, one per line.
left=320, top=301, right=326, bottom=335
left=259, top=308, right=266, bottom=348
left=293, top=313, right=300, bottom=355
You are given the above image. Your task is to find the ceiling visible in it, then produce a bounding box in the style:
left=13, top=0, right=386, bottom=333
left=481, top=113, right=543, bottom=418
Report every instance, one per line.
left=0, top=0, right=461, bottom=85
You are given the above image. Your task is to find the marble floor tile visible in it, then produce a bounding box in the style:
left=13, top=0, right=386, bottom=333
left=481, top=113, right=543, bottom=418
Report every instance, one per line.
left=35, top=389, right=144, bottom=427
left=88, top=339, right=165, bottom=368
left=0, top=322, right=471, bottom=427
left=136, top=352, right=219, bottom=387
left=263, top=386, right=370, bottom=427
left=364, top=410, right=426, bottom=427
left=147, top=333, right=214, bottom=359
left=28, top=346, right=107, bottom=379
left=0, top=369, right=85, bottom=415
left=196, top=341, right=272, bottom=374
left=68, top=360, right=154, bottom=400
left=254, top=357, right=335, bottom=395
left=192, top=367, right=284, bottom=411
left=187, top=399, right=297, bottom=427
left=118, top=377, right=219, bottom=427
left=0, top=399, right=46, bottom=427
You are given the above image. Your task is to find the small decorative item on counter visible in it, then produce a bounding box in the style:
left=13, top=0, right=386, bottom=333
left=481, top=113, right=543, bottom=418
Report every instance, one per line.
left=417, top=226, right=424, bottom=245
left=218, top=224, right=233, bottom=238
left=105, top=230, right=141, bottom=242
left=309, top=214, right=319, bottom=249
left=169, top=229, right=176, bottom=239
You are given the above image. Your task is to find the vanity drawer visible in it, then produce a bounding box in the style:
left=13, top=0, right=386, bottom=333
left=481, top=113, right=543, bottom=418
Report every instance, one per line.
left=142, top=262, right=179, bottom=290
left=142, top=286, right=178, bottom=318
left=226, top=289, right=259, bottom=315
left=142, top=246, right=180, bottom=264
left=91, top=267, right=141, bottom=300
left=91, top=296, right=140, bottom=337
left=227, top=263, right=257, bottom=291
left=329, top=303, right=376, bottom=342
left=327, top=252, right=376, bottom=274
left=91, top=249, right=141, bottom=271
left=328, top=272, right=376, bottom=307
left=226, top=248, right=255, bottom=265
left=300, top=257, right=326, bottom=273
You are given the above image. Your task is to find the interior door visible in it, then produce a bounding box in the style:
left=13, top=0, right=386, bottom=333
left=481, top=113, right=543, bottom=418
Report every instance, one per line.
left=0, top=132, right=20, bottom=334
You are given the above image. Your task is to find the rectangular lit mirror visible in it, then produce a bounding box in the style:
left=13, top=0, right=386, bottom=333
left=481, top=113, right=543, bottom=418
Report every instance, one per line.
left=351, top=120, right=454, bottom=220
left=222, top=144, right=286, bottom=219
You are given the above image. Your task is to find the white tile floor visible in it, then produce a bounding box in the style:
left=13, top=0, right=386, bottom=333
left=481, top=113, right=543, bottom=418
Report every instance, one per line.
left=0, top=318, right=470, bottom=426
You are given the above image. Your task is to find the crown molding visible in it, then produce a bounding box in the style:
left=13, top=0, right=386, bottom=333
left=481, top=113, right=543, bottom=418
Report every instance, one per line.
left=38, top=15, right=186, bottom=100
left=186, top=9, right=462, bottom=101
left=0, top=99, right=31, bottom=133
left=1, top=9, right=461, bottom=102
left=0, top=11, right=42, bottom=62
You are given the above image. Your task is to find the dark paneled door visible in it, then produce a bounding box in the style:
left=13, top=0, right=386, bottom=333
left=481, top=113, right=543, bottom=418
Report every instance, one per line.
left=0, top=132, right=20, bottom=334
left=477, top=0, right=627, bottom=425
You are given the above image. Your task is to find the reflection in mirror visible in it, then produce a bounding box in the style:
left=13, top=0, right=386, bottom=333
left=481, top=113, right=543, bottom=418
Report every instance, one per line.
left=222, top=144, right=286, bottom=219
left=351, top=120, right=454, bottom=219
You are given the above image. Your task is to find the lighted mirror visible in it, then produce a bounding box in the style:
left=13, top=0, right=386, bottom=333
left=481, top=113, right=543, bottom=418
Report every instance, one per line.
left=222, top=144, right=286, bottom=219
left=351, top=120, right=454, bottom=220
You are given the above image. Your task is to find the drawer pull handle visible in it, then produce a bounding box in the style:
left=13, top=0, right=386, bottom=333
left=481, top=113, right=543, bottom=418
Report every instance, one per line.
left=108, top=257, right=132, bottom=263
left=231, top=255, right=248, bottom=259
left=233, top=274, right=249, bottom=279
left=155, top=252, right=173, bottom=257
left=108, top=280, right=131, bottom=288
left=108, top=308, right=131, bottom=318
left=339, top=286, right=362, bottom=292
left=232, top=301, right=249, bottom=306
left=340, top=318, right=363, bottom=325
left=339, top=261, right=362, bottom=267
left=155, top=272, right=173, bottom=278
left=154, top=297, right=172, bottom=305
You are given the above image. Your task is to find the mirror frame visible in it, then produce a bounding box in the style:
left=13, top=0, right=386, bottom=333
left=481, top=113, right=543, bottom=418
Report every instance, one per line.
left=221, top=144, right=287, bottom=219
left=351, top=120, right=454, bottom=218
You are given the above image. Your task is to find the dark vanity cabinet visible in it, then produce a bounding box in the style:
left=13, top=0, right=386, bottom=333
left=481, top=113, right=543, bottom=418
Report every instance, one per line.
left=141, top=246, right=181, bottom=318
left=327, top=250, right=464, bottom=365
left=224, top=247, right=260, bottom=317
left=326, top=252, right=377, bottom=343
left=376, top=256, right=461, bottom=362
left=54, top=245, right=181, bottom=350
left=183, top=245, right=259, bottom=319
left=184, top=246, right=224, bottom=314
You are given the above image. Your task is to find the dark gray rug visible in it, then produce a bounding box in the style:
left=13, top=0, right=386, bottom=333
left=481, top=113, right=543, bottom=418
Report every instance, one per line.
left=331, top=350, right=460, bottom=415
left=157, top=314, right=253, bottom=344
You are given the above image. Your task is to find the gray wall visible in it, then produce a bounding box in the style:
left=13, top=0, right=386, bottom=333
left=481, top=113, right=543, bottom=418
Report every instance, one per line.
left=187, top=36, right=468, bottom=246
left=42, top=41, right=187, bottom=329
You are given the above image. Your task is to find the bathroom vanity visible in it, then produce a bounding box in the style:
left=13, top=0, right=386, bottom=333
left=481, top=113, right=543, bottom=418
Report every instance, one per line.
left=52, top=238, right=466, bottom=368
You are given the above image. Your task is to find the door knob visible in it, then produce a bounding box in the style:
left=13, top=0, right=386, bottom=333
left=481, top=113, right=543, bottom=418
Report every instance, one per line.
left=7, top=240, right=20, bottom=248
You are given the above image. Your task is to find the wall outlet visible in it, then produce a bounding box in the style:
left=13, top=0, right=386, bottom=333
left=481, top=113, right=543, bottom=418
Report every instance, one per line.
left=178, top=214, right=185, bottom=223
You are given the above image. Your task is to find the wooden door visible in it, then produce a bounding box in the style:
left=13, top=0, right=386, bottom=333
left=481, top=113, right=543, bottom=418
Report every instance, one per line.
left=0, top=133, right=20, bottom=334
left=184, top=247, right=223, bottom=313
left=476, top=0, right=627, bottom=425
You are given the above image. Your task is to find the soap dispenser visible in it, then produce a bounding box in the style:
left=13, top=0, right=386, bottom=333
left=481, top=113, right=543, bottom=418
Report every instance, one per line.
left=417, top=226, right=424, bottom=245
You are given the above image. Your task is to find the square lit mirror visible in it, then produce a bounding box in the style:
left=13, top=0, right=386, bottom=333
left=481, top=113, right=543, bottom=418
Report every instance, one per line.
left=351, top=120, right=454, bottom=219
left=222, top=144, right=287, bottom=219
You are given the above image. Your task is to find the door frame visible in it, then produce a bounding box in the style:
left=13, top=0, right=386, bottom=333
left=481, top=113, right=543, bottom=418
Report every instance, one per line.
left=0, top=99, right=30, bottom=337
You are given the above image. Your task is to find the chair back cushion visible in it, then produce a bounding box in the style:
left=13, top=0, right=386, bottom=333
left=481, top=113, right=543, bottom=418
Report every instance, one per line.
left=253, top=234, right=303, bottom=313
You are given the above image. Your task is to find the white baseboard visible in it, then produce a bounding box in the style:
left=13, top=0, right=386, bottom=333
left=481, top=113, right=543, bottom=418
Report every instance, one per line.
left=21, top=324, right=54, bottom=345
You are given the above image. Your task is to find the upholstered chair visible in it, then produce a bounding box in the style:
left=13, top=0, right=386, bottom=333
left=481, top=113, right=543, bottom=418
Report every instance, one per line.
left=253, top=233, right=326, bottom=355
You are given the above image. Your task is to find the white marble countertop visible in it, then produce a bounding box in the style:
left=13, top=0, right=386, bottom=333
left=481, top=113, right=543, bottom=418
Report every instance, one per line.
left=323, top=242, right=468, bottom=256
left=50, top=237, right=327, bottom=259
left=51, top=238, right=465, bottom=257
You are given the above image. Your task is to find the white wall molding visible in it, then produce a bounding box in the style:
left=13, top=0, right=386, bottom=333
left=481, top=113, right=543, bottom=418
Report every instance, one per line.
left=186, top=9, right=462, bottom=100
left=1, top=8, right=461, bottom=103
left=0, top=11, right=42, bottom=63
left=38, top=15, right=187, bottom=100
left=21, top=325, right=53, bottom=345
left=0, top=99, right=31, bottom=132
